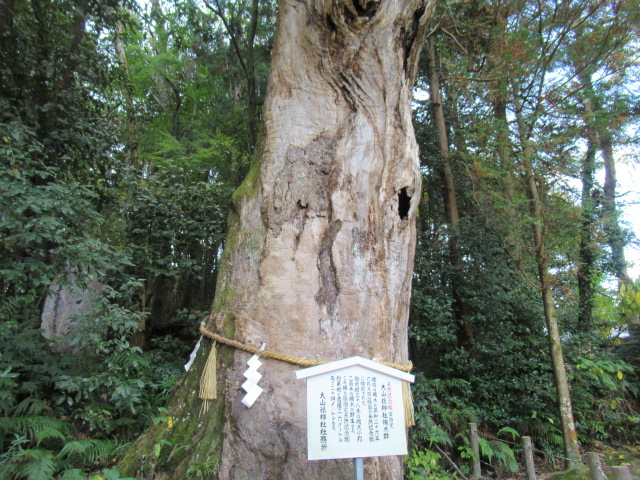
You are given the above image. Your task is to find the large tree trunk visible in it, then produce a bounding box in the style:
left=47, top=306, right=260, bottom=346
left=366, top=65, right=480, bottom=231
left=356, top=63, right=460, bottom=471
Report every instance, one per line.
left=120, top=1, right=433, bottom=479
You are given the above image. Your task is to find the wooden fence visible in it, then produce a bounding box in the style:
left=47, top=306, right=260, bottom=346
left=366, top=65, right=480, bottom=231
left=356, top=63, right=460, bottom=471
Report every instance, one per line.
left=466, top=423, right=634, bottom=480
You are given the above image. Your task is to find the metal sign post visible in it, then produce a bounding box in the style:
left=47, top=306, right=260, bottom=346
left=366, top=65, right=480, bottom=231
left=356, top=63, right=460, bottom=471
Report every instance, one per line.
left=353, top=458, right=364, bottom=480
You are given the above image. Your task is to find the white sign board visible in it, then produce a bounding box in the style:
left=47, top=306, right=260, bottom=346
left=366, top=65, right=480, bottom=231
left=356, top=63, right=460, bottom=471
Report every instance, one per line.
left=295, top=356, right=414, bottom=461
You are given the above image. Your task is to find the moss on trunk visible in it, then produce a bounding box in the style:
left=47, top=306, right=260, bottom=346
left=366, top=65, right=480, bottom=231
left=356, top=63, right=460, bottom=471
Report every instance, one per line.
left=119, top=337, right=235, bottom=478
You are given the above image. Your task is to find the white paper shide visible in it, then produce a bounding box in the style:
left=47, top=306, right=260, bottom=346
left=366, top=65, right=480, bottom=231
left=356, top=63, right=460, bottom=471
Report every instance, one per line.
left=242, top=343, right=266, bottom=408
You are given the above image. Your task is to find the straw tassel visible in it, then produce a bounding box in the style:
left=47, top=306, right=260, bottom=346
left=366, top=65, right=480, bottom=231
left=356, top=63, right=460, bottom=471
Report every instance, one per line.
left=199, top=341, right=218, bottom=414
left=403, top=381, right=415, bottom=428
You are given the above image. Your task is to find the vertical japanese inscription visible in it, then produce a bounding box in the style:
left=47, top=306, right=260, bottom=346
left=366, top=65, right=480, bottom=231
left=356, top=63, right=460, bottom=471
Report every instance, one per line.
left=319, top=392, right=328, bottom=452
left=306, top=366, right=407, bottom=460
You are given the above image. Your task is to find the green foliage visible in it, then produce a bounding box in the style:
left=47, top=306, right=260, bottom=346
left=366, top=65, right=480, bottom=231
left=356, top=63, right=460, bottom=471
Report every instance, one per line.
left=410, top=0, right=640, bottom=470
left=566, top=349, right=637, bottom=443
left=0, top=120, right=113, bottom=320
left=471, top=436, right=519, bottom=473
left=409, top=375, right=520, bottom=477
left=0, top=275, right=186, bottom=477
left=90, top=467, right=136, bottom=480
left=0, top=364, right=116, bottom=480
left=405, top=449, right=456, bottom=480
left=186, top=458, right=219, bottom=479
left=619, top=282, right=640, bottom=316
left=0, top=0, right=264, bottom=476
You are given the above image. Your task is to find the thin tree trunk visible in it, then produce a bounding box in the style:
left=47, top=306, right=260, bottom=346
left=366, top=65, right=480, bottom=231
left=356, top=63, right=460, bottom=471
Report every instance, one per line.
left=515, top=106, right=581, bottom=469
left=578, top=72, right=630, bottom=285
left=601, top=134, right=631, bottom=285
left=492, top=93, right=525, bottom=268
left=576, top=67, right=599, bottom=332
left=0, top=0, right=15, bottom=64
left=245, top=0, right=259, bottom=146
left=577, top=136, right=597, bottom=332
left=524, top=166, right=581, bottom=469
left=120, top=1, right=433, bottom=479
left=149, top=0, right=181, bottom=140
left=58, top=0, right=87, bottom=92
left=114, top=17, right=140, bottom=166
left=579, top=71, right=634, bottom=336
left=205, top=0, right=260, bottom=148
left=425, top=37, right=474, bottom=356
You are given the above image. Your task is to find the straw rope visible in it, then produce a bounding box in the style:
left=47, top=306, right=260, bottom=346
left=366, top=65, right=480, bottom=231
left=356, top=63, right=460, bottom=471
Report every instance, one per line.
left=198, top=322, right=415, bottom=426
left=198, top=323, right=413, bottom=373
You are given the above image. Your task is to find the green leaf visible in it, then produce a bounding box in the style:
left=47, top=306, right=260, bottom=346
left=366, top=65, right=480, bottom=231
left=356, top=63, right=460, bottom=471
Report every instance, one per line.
left=35, top=426, right=67, bottom=446
left=497, top=426, right=520, bottom=440
left=14, top=448, right=57, bottom=480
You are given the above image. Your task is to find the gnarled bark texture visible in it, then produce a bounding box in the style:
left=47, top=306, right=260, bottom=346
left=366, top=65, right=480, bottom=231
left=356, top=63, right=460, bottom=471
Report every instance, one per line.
left=120, top=1, right=433, bottom=478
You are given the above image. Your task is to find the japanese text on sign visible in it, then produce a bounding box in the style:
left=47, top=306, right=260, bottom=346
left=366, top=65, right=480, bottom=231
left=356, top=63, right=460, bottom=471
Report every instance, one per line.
left=304, top=364, right=408, bottom=460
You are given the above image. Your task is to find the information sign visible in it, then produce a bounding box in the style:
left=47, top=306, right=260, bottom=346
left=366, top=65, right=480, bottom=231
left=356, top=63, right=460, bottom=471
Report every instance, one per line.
left=294, top=356, right=414, bottom=461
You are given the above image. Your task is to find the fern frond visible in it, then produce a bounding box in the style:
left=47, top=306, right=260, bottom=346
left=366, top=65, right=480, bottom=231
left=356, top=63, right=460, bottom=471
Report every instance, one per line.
left=14, top=397, right=48, bottom=416
left=478, top=436, right=494, bottom=461
left=415, top=425, right=453, bottom=447
left=0, top=460, right=18, bottom=480
left=35, top=426, right=67, bottom=446
left=490, top=440, right=519, bottom=472
left=0, top=415, right=67, bottom=441
left=57, top=468, right=87, bottom=480
left=13, top=448, right=58, bottom=480
left=57, top=438, right=116, bottom=464
left=0, top=295, right=31, bottom=322
left=496, top=426, right=519, bottom=440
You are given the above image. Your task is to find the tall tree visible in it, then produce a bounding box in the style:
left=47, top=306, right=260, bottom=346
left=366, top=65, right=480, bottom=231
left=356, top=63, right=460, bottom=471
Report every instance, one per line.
left=565, top=0, right=640, bottom=331
left=114, top=11, right=141, bottom=166
left=120, top=1, right=434, bottom=478
left=505, top=1, right=586, bottom=465
left=204, top=0, right=262, bottom=148
left=424, top=36, right=475, bottom=356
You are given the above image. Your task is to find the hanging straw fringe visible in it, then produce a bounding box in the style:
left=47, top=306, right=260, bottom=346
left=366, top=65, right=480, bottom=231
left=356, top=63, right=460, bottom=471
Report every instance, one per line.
left=199, top=341, right=218, bottom=414
left=402, top=381, right=415, bottom=427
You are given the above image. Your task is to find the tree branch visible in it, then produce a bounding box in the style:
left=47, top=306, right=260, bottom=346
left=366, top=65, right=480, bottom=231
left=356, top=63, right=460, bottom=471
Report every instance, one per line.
left=203, top=0, right=249, bottom=79
left=435, top=446, right=469, bottom=480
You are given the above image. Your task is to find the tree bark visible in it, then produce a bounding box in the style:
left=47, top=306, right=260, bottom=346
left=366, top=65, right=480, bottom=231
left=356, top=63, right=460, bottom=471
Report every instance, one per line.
left=425, top=37, right=474, bottom=357
left=120, top=1, right=433, bottom=479
left=515, top=108, right=581, bottom=469
left=205, top=0, right=260, bottom=148
left=577, top=136, right=597, bottom=332
left=114, top=17, right=140, bottom=166
left=577, top=72, right=630, bottom=285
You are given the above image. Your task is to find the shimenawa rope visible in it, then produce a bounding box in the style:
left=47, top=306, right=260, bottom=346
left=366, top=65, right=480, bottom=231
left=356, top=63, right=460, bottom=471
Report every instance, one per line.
left=197, top=322, right=415, bottom=426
